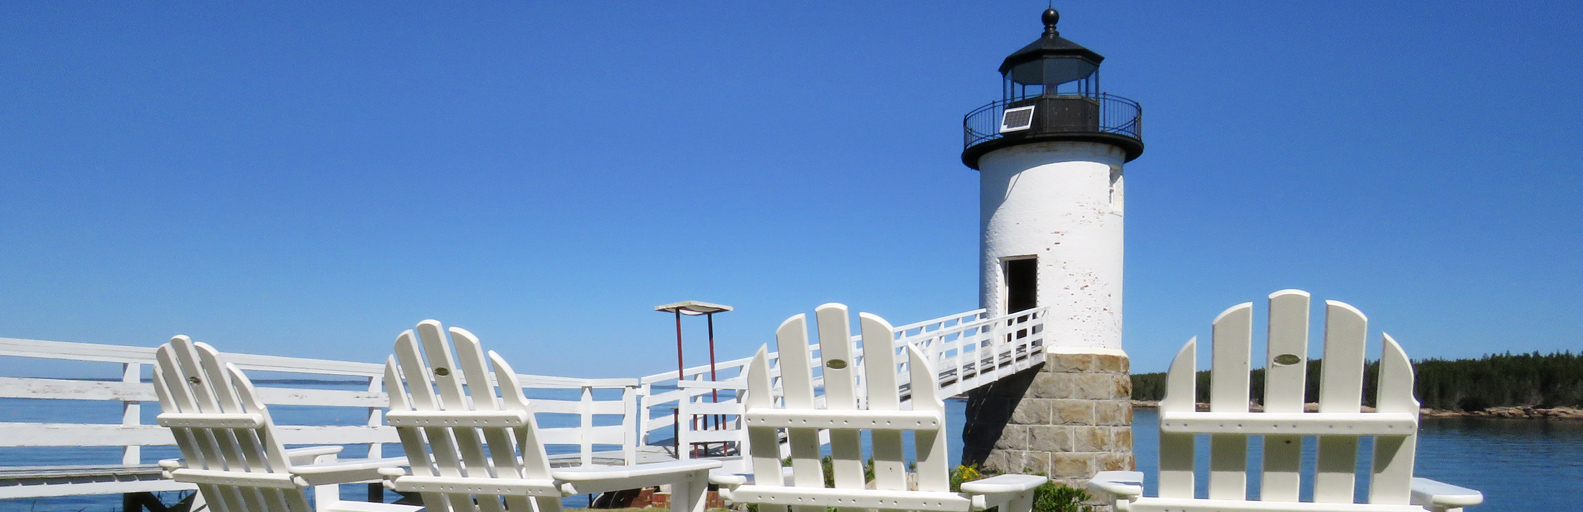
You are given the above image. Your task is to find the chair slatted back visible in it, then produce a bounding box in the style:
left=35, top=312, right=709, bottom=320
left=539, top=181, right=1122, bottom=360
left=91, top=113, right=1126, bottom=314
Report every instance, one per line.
left=1157, top=290, right=1420, bottom=506
left=384, top=320, right=561, bottom=512
left=154, top=336, right=310, bottom=512
left=744, top=304, right=951, bottom=512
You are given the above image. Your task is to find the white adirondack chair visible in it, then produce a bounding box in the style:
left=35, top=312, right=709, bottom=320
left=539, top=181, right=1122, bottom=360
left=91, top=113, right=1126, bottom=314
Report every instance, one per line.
left=153, top=336, right=417, bottom=512
left=378, top=320, right=721, bottom=512
left=1090, top=290, right=1482, bottom=512
left=711, top=304, right=1047, bottom=512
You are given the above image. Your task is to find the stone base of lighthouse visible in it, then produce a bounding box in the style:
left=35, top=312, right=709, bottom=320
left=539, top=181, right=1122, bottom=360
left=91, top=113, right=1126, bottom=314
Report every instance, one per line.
left=961, top=349, right=1134, bottom=493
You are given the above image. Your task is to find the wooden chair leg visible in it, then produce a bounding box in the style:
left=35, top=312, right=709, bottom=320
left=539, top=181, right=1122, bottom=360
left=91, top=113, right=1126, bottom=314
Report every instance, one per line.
left=1008, top=490, right=1035, bottom=512
left=313, top=482, right=340, bottom=511
left=672, top=471, right=711, bottom=512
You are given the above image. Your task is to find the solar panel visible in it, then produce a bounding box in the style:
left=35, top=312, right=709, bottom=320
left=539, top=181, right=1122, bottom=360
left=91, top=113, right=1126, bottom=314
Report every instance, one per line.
left=1000, top=105, right=1036, bottom=133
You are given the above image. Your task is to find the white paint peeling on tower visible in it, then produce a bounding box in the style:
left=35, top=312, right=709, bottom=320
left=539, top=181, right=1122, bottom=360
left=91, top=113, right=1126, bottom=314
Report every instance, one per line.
left=979, top=140, right=1126, bottom=352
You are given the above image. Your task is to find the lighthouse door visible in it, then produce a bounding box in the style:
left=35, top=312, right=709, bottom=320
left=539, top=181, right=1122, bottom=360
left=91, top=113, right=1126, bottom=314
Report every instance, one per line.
left=1005, top=257, right=1038, bottom=313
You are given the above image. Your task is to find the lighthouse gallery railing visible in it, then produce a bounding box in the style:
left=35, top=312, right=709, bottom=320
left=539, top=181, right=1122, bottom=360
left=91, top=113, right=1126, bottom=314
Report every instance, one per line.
left=963, top=93, right=1142, bottom=149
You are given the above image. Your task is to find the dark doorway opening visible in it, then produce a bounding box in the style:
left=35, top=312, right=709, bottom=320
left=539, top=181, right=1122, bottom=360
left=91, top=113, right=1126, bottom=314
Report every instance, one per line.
left=1005, top=257, right=1037, bottom=313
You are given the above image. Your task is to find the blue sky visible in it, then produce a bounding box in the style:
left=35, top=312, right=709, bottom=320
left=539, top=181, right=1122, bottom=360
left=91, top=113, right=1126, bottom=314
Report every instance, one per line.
left=2, top=2, right=1579, bottom=378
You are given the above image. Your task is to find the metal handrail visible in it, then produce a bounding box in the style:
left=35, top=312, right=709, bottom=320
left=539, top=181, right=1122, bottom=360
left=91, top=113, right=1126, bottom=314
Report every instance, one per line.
left=963, top=93, right=1142, bottom=149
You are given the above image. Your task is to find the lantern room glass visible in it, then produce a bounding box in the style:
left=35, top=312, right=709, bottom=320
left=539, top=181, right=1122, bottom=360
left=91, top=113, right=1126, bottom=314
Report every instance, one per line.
left=1002, top=56, right=1100, bottom=102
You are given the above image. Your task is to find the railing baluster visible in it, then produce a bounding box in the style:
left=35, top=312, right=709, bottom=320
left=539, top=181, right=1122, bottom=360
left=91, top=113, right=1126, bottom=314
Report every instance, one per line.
left=121, top=362, right=140, bottom=465
left=367, top=374, right=383, bottom=459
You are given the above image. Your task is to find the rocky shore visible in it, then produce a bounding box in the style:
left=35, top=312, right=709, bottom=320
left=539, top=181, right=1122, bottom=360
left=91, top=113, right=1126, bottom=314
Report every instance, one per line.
left=1131, top=400, right=1583, bottom=420
left=1419, top=405, right=1583, bottom=420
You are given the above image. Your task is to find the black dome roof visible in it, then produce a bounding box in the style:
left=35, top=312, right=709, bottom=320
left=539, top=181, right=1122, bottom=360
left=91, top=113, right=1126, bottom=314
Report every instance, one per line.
left=998, top=8, right=1104, bottom=74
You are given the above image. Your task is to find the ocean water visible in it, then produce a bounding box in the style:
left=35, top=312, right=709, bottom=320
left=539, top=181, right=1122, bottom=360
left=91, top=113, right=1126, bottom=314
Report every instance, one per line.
left=2, top=398, right=1575, bottom=511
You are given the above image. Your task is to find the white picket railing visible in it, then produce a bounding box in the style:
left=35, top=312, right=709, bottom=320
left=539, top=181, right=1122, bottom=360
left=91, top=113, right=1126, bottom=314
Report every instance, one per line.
left=0, top=337, right=637, bottom=500
left=0, top=306, right=1047, bottom=501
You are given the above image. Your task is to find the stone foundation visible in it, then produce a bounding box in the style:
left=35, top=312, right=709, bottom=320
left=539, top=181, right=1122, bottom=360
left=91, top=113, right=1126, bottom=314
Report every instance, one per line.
left=961, top=351, right=1133, bottom=490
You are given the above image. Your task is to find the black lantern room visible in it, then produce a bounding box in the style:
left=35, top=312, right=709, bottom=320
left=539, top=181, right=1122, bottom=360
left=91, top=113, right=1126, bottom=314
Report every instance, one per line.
left=962, top=8, right=1143, bottom=169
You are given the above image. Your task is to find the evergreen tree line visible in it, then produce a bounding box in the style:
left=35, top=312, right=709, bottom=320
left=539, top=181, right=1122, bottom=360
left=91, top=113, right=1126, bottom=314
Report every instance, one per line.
left=1129, top=351, right=1583, bottom=411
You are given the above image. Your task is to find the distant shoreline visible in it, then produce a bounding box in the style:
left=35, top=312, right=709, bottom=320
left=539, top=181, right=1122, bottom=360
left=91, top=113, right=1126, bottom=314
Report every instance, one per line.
left=1130, top=400, right=1583, bottom=420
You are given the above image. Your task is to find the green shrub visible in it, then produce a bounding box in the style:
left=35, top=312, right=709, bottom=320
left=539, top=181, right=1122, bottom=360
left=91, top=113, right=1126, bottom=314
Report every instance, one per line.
left=1031, top=479, right=1093, bottom=512
left=949, top=464, right=983, bottom=492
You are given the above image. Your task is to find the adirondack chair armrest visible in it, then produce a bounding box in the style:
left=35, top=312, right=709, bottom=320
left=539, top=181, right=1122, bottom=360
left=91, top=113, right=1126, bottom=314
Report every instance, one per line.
left=1410, top=477, right=1483, bottom=511
left=960, top=473, right=1048, bottom=512
left=708, top=467, right=793, bottom=488
left=552, top=459, right=722, bottom=495
left=290, top=457, right=410, bottom=486
left=157, top=458, right=183, bottom=478
left=1087, top=471, right=1144, bottom=500
left=377, top=467, right=409, bottom=490
left=707, top=471, right=748, bottom=487
left=959, top=474, right=1047, bottom=494
left=284, top=445, right=345, bottom=465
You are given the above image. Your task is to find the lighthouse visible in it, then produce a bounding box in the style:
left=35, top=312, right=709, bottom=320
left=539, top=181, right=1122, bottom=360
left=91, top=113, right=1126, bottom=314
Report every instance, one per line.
left=959, top=8, right=1142, bottom=488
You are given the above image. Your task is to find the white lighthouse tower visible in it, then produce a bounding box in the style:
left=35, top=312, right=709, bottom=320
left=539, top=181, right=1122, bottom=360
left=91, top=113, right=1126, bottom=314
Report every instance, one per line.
left=960, top=8, right=1143, bottom=486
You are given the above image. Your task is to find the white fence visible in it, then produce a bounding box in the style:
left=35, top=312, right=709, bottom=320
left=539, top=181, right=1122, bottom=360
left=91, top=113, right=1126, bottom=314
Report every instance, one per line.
left=0, top=306, right=1048, bottom=501
left=0, top=337, right=636, bottom=500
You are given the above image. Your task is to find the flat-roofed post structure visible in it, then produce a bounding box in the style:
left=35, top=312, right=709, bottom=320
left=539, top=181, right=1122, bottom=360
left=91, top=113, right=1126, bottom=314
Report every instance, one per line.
left=959, top=8, right=1143, bottom=490
left=656, top=300, right=734, bottom=458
